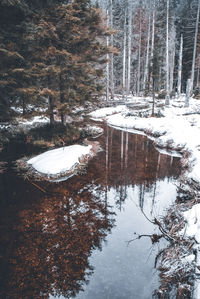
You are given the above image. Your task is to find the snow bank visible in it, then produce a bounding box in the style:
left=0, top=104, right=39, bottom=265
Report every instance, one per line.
left=27, top=144, right=92, bottom=175
left=89, top=105, right=127, bottom=119
left=182, top=204, right=200, bottom=243
left=91, top=97, right=200, bottom=183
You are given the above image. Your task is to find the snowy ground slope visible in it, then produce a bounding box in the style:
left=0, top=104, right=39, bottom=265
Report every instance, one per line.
left=89, top=105, right=128, bottom=119
left=27, top=144, right=92, bottom=175
left=91, top=96, right=200, bottom=183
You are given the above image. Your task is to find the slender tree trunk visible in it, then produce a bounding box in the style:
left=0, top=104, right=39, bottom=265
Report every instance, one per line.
left=127, top=1, right=132, bottom=96
left=191, top=0, right=200, bottom=93
left=143, top=12, right=151, bottom=93
left=137, top=7, right=142, bottom=96
left=165, top=0, right=170, bottom=105
left=185, top=78, right=191, bottom=107
left=47, top=76, right=54, bottom=125
left=110, top=0, right=114, bottom=99
left=59, top=72, right=65, bottom=125
left=169, top=41, right=175, bottom=94
left=197, top=54, right=200, bottom=88
left=122, top=10, right=127, bottom=99
left=152, top=77, right=155, bottom=116
left=177, top=34, right=183, bottom=97
left=106, top=9, right=110, bottom=101
left=150, top=1, right=155, bottom=94
left=48, top=96, right=54, bottom=125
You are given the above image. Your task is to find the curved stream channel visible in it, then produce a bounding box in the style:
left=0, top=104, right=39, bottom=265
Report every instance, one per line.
left=0, top=124, right=181, bottom=299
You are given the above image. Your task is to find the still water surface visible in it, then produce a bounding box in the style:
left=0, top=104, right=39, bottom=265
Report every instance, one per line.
left=0, top=125, right=181, bottom=299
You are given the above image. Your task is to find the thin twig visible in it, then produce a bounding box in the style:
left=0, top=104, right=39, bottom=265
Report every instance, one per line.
left=25, top=176, right=46, bottom=193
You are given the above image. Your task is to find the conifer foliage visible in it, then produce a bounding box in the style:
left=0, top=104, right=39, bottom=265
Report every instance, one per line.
left=0, top=0, right=110, bottom=122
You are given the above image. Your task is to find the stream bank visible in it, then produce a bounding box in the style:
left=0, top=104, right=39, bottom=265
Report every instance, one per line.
left=90, top=96, right=200, bottom=298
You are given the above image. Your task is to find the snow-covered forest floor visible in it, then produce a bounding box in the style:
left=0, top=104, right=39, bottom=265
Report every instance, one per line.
left=90, top=95, right=200, bottom=297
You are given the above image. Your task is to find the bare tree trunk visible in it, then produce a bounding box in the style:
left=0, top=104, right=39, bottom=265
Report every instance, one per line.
left=127, top=1, right=132, bottom=96
left=150, top=1, right=155, bottom=94
left=197, top=54, right=200, bottom=88
left=47, top=75, right=54, bottom=125
left=169, top=40, right=175, bottom=94
left=48, top=96, right=54, bottom=125
left=152, top=77, right=155, bottom=116
left=110, top=0, right=114, bottom=99
left=59, top=72, right=66, bottom=125
left=122, top=10, right=127, bottom=99
left=106, top=9, right=110, bottom=102
left=137, top=7, right=142, bottom=96
left=185, top=78, right=191, bottom=107
left=177, top=34, right=183, bottom=97
left=191, top=0, right=200, bottom=93
left=165, top=0, right=170, bottom=105
left=143, top=12, right=151, bottom=93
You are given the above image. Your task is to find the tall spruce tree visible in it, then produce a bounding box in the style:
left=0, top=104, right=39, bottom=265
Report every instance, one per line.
left=0, top=0, right=111, bottom=123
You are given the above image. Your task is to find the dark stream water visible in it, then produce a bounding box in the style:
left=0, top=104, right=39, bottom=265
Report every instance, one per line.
left=0, top=125, right=181, bottom=299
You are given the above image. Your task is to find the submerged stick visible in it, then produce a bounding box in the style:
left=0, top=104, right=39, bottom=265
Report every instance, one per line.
left=25, top=176, right=46, bottom=193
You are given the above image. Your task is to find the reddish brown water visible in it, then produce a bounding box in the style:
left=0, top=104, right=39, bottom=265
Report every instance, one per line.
left=0, top=125, right=181, bottom=299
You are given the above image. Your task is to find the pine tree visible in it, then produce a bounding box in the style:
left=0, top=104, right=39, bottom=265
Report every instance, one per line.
left=0, top=0, right=111, bottom=123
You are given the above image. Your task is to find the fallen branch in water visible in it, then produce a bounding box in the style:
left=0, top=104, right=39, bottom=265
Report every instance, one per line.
left=153, top=217, right=175, bottom=242
left=25, top=176, right=46, bottom=193
left=127, top=232, right=163, bottom=246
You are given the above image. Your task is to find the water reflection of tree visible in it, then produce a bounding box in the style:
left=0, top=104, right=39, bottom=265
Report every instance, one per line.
left=96, top=125, right=181, bottom=210
left=0, top=181, right=114, bottom=299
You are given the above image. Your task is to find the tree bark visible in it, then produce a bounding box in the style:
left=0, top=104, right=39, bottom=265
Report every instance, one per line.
left=150, top=1, right=155, bottom=94
left=143, top=12, right=151, bottom=93
left=185, top=78, right=191, bottom=107
left=190, top=0, right=200, bottom=93
left=48, top=96, right=55, bottom=125
left=122, top=10, right=127, bottom=99
left=177, top=34, right=183, bottom=97
left=110, top=0, right=114, bottom=99
left=47, top=75, right=54, bottom=125
left=59, top=72, right=65, bottom=125
left=165, top=0, right=170, bottom=105
left=137, top=7, right=142, bottom=96
left=127, top=1, right=132, bottom=96
left=106, top=9, right=110, bottom=101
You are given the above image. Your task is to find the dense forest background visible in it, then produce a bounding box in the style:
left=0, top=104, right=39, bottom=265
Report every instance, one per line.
left=95, top=0, right=200, bottom=101
left=1, top=0, right=200, bottom=122
left=0, top=0, right=111, bottom=122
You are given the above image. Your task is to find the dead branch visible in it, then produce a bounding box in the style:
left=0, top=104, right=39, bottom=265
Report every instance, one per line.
left=127, top=232, right=163, bottom=246
left=153, top=217, right=175, bottom=242
left=154, top=248, right=165, bottom=268
left=25, top=176, right=46, bottom=193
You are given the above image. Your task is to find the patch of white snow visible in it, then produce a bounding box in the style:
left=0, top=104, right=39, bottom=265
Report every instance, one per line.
left=182, top=204, right=200, bottom=243
left=27, top=144, right=92, bottom=175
